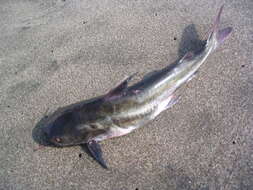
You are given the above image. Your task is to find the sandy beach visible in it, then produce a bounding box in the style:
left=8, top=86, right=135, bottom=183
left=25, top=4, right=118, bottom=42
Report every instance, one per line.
left=0, top=0, right=252, bottom=189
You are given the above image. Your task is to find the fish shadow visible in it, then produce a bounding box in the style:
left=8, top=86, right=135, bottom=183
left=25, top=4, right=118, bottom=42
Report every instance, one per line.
left=32, top=112, right=55, bottom=147
left=178, top=24, right=206, bottom=58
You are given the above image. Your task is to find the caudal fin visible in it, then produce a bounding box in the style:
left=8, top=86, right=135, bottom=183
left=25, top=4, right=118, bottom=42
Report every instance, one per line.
left=207, top=5, right=232, bottom=50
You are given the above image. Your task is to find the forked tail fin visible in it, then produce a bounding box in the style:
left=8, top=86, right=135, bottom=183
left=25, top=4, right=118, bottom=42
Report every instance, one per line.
left=206, top=5, right=233, bottom=51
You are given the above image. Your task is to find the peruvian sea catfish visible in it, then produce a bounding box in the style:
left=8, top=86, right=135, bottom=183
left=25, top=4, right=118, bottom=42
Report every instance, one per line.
left=42, top=6, right=232, bottom=168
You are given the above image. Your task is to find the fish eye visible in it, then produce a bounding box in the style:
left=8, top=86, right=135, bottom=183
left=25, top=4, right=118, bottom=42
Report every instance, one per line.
left=54, top=137, right=62, bottom=143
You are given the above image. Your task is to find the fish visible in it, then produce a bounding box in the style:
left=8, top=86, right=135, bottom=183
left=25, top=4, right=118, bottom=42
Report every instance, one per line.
left=42, top=5, right=232, bottom=168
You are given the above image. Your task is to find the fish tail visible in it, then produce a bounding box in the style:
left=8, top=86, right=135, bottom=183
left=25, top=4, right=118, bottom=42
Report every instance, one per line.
left=206, top=5, right=232, bottom=51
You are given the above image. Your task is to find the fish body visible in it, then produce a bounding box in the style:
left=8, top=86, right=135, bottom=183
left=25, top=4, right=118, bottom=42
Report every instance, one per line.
left=43, top=6, right=232, bottom=168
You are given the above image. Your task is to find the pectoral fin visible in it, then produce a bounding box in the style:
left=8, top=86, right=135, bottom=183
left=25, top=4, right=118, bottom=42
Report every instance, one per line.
left=86, top=140, right=108, bottom=169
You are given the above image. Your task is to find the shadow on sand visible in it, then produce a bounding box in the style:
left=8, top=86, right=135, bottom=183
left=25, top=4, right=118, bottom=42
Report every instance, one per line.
left=178, top=24, right=206, bottom=58
left=32, top=110, right=56, bottom=147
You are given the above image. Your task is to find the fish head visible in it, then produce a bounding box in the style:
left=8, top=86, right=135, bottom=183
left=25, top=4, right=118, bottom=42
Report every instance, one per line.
left=43, top=111, right=91, bottom=147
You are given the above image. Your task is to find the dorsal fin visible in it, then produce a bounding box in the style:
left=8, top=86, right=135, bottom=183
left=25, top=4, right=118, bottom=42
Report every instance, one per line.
left=104, top=73, right=137, bottom=101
